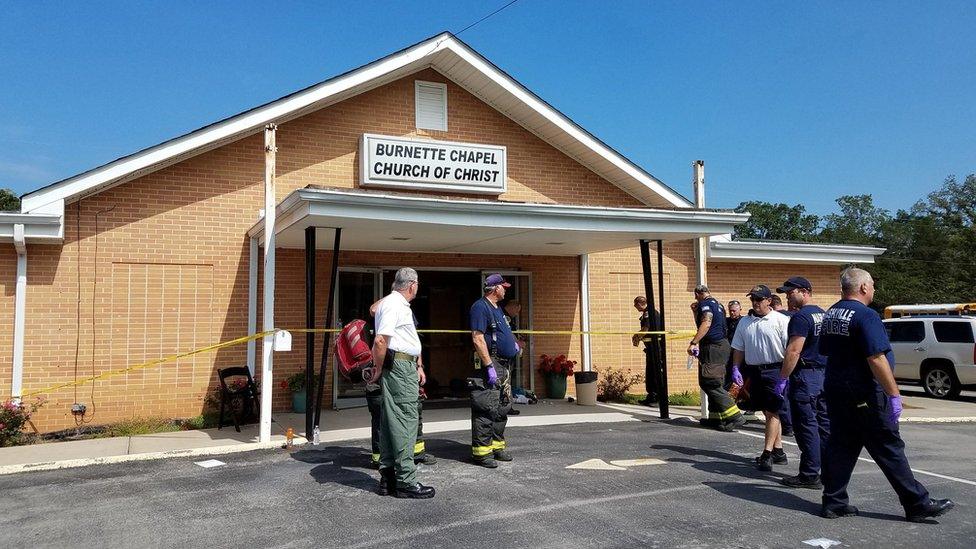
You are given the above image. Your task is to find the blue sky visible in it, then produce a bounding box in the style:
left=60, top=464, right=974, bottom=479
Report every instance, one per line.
left=1, top=1, right=973, bottom=214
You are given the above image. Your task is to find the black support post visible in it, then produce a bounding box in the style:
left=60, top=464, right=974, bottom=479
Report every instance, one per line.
left=639, top=240, right=666, bottom=419
left=656, top=240, right=669, bottom=419
left=314, top=228, right=341, bottom=429
left=304, top=226, right=316, bottom=439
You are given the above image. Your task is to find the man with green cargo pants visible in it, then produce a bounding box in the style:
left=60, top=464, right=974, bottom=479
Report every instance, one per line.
left=366, top=267, right=435, bottom=499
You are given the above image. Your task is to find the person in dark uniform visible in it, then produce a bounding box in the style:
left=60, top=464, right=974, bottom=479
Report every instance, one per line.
left=689, top=285, right=745, bottom=431
left=818, top=267, right=953, bottom=521
left=724, top=300, right=743, bottom=391
left=470, top=273, right=521, bottom=468
left=633, top=295, right=662, bottom=405
left=776, top=277, right=829, bottom=489
left=775, top=293, right=795, bottom=437
left=502, top=299, right=524, bottom=415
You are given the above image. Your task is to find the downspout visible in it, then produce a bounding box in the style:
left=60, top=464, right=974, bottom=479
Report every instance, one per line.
left=12, top=224, right=26, bottom=402
left=579, top=254, right=592, bottom=372
left=246, top=237, right=257, bottom=376
left=693, top=160, right=709, bottom=419
left=259, top=124, right=277, bottom=444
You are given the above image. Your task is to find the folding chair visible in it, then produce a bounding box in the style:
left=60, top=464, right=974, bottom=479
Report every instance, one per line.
left=217, top=367, right=260, bottom=432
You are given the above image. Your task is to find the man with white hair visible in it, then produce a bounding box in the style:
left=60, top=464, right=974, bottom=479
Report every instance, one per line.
left=367, top=267, right=434, bottom=499
left=818, top=267, right=952, bottom=521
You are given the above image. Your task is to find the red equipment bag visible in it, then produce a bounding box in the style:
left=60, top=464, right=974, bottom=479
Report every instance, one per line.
left=335, top=319, right=374, bottom=382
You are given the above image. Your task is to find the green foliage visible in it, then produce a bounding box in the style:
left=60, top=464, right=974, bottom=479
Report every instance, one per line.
left=0, top=398, right=44, bottom=447
left=734, top=174, right=976, bottom=310
left=0, top=189, right=20, bottom=212
left=597, top=367, right=644, bottom=402
left=667, top=391, right=701, bottom=406
left=94, top=417, right=182, bottom=438
left=733, top=201, right=821, bottom=241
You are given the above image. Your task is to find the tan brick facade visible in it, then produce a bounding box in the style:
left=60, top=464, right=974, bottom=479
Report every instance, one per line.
left=3, top=67, right=845, bottom=432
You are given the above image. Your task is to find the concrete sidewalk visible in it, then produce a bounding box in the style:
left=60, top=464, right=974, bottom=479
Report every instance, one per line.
left=0, top=399, right=632, bottom=474
left=2, top=391, right=972, bottom=475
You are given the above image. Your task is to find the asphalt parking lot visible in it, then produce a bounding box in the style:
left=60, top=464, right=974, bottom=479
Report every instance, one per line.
left=1, top=414, right=973, bottom=548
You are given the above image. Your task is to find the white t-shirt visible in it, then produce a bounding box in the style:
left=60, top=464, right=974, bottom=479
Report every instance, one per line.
left=730, top=310, right=790, bottom=365
left=374, top=291, right=421, bottom=357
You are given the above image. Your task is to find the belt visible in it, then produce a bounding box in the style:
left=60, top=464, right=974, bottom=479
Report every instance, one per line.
left=392, top=351, right=419, bottom=363
left=747, top=362, right=782, bottom=370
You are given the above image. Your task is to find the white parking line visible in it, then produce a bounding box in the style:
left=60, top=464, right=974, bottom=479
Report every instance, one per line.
left=733, top=430, right=976, bottom=487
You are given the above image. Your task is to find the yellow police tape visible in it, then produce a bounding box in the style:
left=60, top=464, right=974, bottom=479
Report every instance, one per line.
left=20, top=327, right=697, bottom=398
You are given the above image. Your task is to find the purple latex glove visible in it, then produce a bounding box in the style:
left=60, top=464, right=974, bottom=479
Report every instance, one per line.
left=774, top=377, right=788, bottom=396
left=731, top=365, right=744, bottom=386
left=889, top=394, right=903, bottom=423
left=487, top=365, right=499, bottom=386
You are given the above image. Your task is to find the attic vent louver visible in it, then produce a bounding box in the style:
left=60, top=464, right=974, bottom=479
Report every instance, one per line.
left=415, top=80, right=447, bottom=131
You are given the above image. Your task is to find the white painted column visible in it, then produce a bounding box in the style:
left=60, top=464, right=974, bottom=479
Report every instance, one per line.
left=11, top=224, right=26, bottom=401
left=246, top=237, right=258, bottom=376
left=579, top=254, right=592, bottom=372
left=693, top=160, right=709, bottom=419
left=260, top=124, right=277, bottom=443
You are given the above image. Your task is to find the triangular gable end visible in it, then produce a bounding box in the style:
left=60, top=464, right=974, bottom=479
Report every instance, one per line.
left=21, top=32, right=692, bottom=214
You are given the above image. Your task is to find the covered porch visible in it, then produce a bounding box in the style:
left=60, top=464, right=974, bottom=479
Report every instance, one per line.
left=246, top=186, right=749, bottom=442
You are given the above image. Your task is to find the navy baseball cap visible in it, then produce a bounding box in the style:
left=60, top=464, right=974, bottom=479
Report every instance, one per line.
left=746, top=284, right=772, bottom=299
left=485, top=273, right=511, bottom=288
left=777, top=276, right=812, bottom=293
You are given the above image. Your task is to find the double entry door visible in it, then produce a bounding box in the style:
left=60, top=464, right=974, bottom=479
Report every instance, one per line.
left=331, top=268, right=533, bottom=409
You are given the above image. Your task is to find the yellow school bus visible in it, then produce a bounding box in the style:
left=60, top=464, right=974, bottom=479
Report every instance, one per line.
left=883, top=303, right=976, bottom=319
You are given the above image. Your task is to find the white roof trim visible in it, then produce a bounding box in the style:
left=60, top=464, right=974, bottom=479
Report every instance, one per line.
left=708, top=234, right=885, bottom=265
left=0, top=212, right=64, bottom=244
left=247, top=188, right=745, bottom=253
left=22, top=33, right=691, bottom=214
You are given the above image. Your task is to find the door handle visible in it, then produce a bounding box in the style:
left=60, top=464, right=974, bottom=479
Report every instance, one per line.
left=913, top=346, right=926, bottom=352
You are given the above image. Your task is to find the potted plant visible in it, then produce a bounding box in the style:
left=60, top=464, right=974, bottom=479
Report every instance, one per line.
left=281, top=372, right=314, bottom=414
left=538, top=354, right=577, bottom=399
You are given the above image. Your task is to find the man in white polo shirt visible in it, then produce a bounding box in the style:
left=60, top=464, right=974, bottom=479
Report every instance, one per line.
left=367, top=267, right=435, bottom=499
left=730, top=284, right=791, bottom=472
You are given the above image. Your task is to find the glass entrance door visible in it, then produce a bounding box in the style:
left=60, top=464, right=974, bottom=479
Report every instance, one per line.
left=332, top=268, right=382, bottom=409
left=481, top=271, right=533, bottom=392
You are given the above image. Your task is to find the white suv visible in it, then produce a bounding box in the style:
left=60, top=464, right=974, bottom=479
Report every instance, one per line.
left=883, top=316, right=976, bottom=399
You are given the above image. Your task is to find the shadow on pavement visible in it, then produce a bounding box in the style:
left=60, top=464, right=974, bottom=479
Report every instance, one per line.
left=704, top=481, right=907, bottom=522
left=651, top=443, right=790, bottom=482
left=290, top=446, right=378, bottom=495
left=424, top=437, right=473, bottom=466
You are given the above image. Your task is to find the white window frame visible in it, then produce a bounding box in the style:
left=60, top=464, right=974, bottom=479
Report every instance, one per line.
left=415, top=80, right=448, bottom=131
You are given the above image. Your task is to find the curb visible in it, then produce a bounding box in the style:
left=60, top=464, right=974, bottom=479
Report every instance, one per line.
left=0, top=411, right=639, bottom=476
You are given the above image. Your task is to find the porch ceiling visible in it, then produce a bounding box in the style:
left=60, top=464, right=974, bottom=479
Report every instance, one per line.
left=248, top=187, right=750, bottom=257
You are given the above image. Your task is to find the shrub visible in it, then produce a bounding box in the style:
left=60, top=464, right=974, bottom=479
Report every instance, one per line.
left=0, top=398, right=45, bottom=447
left=668, top=390, right=702, bottom=406
left=282, top=372, right=321, bottom=393
left=597, top=367, right=644, bottom=402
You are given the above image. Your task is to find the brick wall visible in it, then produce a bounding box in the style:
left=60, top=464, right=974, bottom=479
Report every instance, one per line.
left=586, top=248, right=843, bottom=395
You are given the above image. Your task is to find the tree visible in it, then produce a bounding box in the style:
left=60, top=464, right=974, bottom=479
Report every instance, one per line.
left=0, top=189, right=20, bottom=212
left=819, top=194, right=890, bottom=245
left=732, top=201, right=820, bottom=242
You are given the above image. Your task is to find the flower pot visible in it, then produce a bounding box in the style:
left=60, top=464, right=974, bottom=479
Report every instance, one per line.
left=544, top=374, right=567, bottom=400
left=291, top=390, right=306, bottom=414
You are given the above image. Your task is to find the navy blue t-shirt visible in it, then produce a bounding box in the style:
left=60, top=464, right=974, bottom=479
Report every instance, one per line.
left=470, top=298, right=519, bottom=359
left=788, top=304, right=827, bottom=367
left=818, top=299, right=895, bottom=390
left=695, top=297, right=727, bottom=343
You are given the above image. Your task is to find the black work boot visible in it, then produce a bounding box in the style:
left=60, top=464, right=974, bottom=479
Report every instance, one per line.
left=771, top=448, right=788, bottom=464
left=906, top=499, right=954, bottom=522
left=756, top=451, right=773, bottom=472
left=821, top=505, right=859, bottom=519
left=717, top=415, right=746, bottom=432
left=493, top=449, right=513, bottom=462
left=377, top=467, right=396, bottom=496
left=781, top=474, right=822, bottom=489
left=394, top=483, right=436, bottom=499
left=473, top=457, right=499, bottom=469
left=415, top=454, right=437, bottom=465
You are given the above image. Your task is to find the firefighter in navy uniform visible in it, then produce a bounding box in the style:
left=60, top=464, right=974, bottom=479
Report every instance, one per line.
left=689, top=285, right=745, bottom=431
left=818, top=268, right=952, bottom=521
left=776, top=277, right=829, bottom=488
left=469, top=273, right=521, bottom=468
